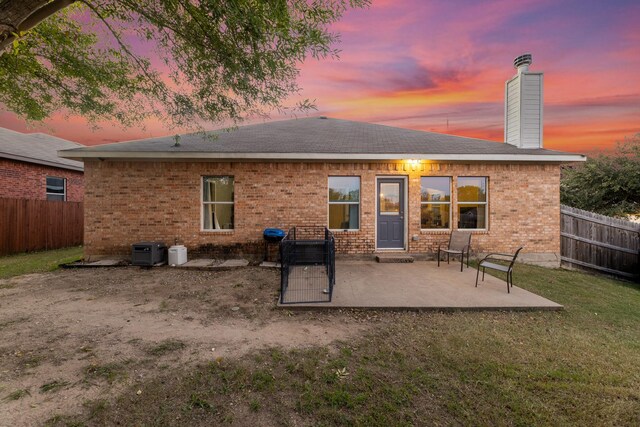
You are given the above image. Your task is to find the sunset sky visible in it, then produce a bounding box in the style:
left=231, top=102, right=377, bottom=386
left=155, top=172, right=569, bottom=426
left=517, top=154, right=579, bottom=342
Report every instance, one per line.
left=1, top=0, right=639, bottom=153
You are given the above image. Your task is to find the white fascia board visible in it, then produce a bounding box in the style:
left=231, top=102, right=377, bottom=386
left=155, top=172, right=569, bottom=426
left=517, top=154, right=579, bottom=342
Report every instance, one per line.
left=58, top=150, right=586, bottom=163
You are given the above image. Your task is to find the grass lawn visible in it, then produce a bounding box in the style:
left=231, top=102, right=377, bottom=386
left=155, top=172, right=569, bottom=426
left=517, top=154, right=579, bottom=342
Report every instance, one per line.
left=48, top=264, right=640, bottom=426
left=0, top=247, right=83, bottom=280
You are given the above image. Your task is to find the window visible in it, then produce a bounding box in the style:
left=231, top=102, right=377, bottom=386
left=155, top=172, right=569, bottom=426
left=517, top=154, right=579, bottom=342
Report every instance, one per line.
left=328, top=176, right=360, bottom=230
left=457, top=177, right=488, bottom=229
left=379, top=183, right=400, bottom=214
left=202, top=176, right=234, bottom=230
left=46, top=176, right=66, bottom=201
left=421, top=177, right=451, bottom=229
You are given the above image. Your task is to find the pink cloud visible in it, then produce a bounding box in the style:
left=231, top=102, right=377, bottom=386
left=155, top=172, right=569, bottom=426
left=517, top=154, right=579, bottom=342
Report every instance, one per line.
left=1, top=0, right=639, bottom=155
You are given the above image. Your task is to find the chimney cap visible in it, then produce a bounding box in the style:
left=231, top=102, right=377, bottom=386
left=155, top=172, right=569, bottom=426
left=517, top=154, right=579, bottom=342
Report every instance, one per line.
left=513, top=53, right=533, bottom=69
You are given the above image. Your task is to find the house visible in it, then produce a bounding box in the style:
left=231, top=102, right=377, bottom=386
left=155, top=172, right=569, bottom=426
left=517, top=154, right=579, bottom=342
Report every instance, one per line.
left=0, top=127, right=84, bottom=201
left=60, top=55, right=585, bottom=266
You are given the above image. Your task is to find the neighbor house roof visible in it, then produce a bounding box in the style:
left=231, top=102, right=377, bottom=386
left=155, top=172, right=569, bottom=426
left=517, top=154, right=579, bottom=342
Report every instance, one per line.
left=0, top=127, right=84, bottom=171
left=59, top=117, right=585, bottom=163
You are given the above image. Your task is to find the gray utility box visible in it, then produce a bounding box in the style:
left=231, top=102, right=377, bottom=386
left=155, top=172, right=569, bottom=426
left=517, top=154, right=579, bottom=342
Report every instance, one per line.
left=131, top=242, right=167, bottom=266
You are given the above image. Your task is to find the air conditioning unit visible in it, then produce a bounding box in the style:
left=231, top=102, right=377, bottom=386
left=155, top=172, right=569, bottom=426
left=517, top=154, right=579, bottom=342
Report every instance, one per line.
left=131, top=242, right=167, bottom=266
left=168, top=245, right=188, bottom=266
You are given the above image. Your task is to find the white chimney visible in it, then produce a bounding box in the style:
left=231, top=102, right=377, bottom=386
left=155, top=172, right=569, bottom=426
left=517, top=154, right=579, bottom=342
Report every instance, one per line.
left=504, top=53, right=544, bottom=149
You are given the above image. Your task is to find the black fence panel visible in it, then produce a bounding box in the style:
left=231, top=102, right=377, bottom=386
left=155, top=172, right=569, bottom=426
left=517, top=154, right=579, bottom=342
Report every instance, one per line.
left=280, top=226, right=335, bottom=304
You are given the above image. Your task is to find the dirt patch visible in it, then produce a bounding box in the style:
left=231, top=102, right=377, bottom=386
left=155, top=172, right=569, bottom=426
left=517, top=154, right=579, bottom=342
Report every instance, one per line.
left=0, top=267, right=373, bottom=426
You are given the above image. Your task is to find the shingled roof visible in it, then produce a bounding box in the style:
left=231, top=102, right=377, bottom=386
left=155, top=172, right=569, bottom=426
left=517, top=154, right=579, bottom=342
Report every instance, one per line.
left=59, top=117, right=585, bottom=162
left=0, top=127, right=84, bottom=171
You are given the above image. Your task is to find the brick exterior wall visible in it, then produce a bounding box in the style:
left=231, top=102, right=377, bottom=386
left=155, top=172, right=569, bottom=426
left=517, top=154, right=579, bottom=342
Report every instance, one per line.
left=83, top=160, right=561, bottom=263
left=0, top=159, right=84, bottom=202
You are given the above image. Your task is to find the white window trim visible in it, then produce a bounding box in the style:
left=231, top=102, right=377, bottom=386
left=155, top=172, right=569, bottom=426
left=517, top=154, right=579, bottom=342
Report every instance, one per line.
left=201, top=176, right=235, bottom=232
left=456, top=176, right=489, bottom=231
left=328, top=176, right=361, bottom=231
left=420, top=176, right=452, bottom=231
left=46, top=176, right=66, bottom=201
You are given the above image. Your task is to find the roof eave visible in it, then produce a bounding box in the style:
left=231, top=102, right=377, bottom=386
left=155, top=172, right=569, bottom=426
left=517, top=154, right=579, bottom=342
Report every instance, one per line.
left=2, top=152, right=84, bottom=171
left=59, top=150, right=586, bottom=163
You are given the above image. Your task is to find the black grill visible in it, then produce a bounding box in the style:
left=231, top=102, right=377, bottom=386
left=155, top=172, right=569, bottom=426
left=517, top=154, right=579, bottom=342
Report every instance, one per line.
left=263, top=228, right=286, bottom=262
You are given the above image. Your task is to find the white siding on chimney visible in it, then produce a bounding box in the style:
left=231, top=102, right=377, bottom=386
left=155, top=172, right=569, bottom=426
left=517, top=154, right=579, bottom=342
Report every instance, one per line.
left=521, top=73, right=543, bottom=148
left=505, top=77, right=520, bottom=146
left=504, top=71, right=543, bottom=149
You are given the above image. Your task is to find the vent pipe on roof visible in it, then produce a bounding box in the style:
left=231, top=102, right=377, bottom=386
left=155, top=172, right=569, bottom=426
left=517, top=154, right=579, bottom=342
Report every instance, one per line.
left=513, top=53, right=532, bottom=73
left=504, top=53, right=544, bottom=149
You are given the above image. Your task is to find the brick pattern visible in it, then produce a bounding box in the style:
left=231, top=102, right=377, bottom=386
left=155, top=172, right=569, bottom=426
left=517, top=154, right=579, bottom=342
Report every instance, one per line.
left=0, top=159, right=84, bottom=202
left=83, top=161, right=560, bottom=259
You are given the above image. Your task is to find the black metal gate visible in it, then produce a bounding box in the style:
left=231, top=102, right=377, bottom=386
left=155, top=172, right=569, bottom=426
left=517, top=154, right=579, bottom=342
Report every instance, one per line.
left=280, top=227, right=335, bottom=304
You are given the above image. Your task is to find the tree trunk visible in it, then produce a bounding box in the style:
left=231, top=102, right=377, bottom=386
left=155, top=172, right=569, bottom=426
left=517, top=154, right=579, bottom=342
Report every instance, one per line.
left=0, top=0, right=76, bottom=50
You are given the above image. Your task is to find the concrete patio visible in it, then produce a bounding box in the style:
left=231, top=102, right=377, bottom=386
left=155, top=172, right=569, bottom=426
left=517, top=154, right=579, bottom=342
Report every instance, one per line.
left=281, top=260, right=562, bottom=311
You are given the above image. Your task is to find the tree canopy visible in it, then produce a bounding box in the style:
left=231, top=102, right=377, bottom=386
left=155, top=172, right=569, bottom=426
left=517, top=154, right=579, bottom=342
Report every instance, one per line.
left=0, top=0, right=368, bottom=129
left=561, top=134, right=640, bottom=218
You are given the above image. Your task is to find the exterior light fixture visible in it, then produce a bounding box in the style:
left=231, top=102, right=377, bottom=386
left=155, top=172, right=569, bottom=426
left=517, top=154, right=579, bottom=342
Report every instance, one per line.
left=407, top=159, right=420, bottom=170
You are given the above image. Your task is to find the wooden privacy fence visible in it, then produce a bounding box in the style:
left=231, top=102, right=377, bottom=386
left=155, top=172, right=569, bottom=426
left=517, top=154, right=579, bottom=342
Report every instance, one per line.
left=0, top=198, right=83, bottom=256
left=561, top=205, right=640, bottom=280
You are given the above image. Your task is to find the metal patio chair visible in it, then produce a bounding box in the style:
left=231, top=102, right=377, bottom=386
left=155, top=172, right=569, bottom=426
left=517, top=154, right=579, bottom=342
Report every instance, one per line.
left=475, top=247, right=524, bottom=293
left=437, top=230, right=472, bottom=272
